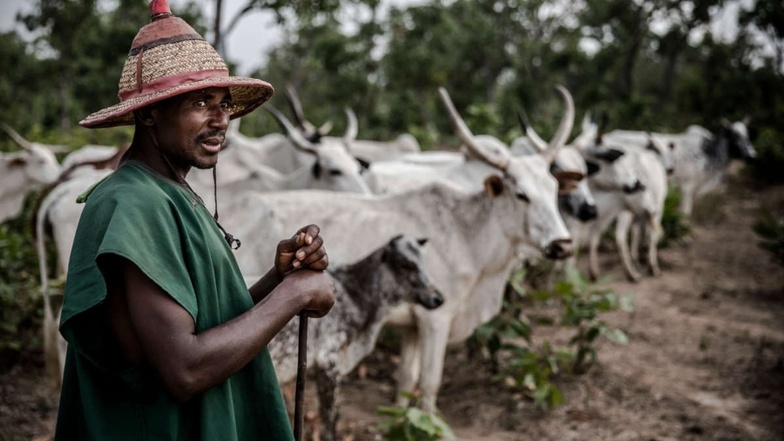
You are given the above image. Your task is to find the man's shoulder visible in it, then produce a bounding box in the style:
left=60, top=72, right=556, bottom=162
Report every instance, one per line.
left=86, top=162, right=177, bottom=204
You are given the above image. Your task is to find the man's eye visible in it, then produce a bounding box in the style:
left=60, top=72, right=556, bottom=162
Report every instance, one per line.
left=194, top=100, right=207, bottom=108
left=221, top=101, right=233, bottom=110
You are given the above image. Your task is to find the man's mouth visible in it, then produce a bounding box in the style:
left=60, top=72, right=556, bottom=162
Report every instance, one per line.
left=199, top=135, right=225, bottom=153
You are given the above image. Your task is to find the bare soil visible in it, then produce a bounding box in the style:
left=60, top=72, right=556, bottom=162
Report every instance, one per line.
left=2, top=168, right=783, bottom=441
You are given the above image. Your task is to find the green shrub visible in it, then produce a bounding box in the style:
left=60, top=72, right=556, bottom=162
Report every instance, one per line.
left=471, top=268, right=633, bottom=411
left=748, top=127, right=784, bottom=184
left=377, top=393, right=455, bottom=441
left=0, top=192, right=47, bottom=370
left=660, top=185, right=690, bottom=245
left=753, top=206, right=784, bottom=266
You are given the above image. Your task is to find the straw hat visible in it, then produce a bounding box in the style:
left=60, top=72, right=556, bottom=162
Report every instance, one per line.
left=80, top=0, right=274, bottom=129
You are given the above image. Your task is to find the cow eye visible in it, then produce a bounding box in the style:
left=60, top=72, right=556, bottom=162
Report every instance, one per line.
left=515, top=192, right=530, bottom=202
left=329, top=169, right=342, bottom=176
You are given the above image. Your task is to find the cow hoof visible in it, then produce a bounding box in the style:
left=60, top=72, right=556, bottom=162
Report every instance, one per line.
left=626, top=272, right=642, bottom=283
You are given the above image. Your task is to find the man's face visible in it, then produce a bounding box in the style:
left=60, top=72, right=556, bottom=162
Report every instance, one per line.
left=152, top=87, right=232, bottom=172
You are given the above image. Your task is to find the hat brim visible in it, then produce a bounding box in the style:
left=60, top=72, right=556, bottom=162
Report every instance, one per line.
left=80, top=76, right=274, bottom=129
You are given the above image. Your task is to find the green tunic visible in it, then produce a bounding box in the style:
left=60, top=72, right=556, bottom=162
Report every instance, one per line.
left=55, top=161, right=293, bottom=441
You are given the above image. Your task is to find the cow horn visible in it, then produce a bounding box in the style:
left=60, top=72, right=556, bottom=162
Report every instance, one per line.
left=545, top=85, right=575, bottom=162
left=343, top=108, right=358, bottom=143
left=517, top=108, right=548, bottom=153
left=284, top=84, right=317, bottom=134
left=438, top=87, right=509, bottom=171
left=1, top=122, right=35, bottom=151
left=264, top=105, right=318, bottom=154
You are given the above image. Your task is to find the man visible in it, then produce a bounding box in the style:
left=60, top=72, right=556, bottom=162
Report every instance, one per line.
left=54, top=1, right=334, bottom=439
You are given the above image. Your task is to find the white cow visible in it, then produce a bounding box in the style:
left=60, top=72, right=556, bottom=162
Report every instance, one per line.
left=271, top=235, right=443, bottom=441
left=582, top=145, right=668, bottom=282
left=223, top=91, right=572, bottom=413
left=365, top=86, right=578, bottom=206
left=0, top=123, right=62, bottom=223
left=341, top=107, right=421, bottom=163
left=599, top=120, right=756, bottom=217
left=284, top=85, right=421, bottom=164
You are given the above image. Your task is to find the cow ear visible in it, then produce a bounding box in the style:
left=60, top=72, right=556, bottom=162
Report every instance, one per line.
left=8, top=157, right=27, bottom=167
left=552, top=170, right=583, bottom=194
left=645, top=141, right=661, bottom=156
left=600, top=148, right=624, bottom=162
left=355, top=157, right=370, bottom=173
left=585, top=160, right=601, bottom=176
left=311, top=160, right=322, bottom=178
left=483, top=175, right=504, bottom=197
left=417, top=238, right=428, bottom=246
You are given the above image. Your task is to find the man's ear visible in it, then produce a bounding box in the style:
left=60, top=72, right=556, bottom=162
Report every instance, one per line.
left=135, top=107, right=156, bottom=126
left=484, top=175, right=504, bottom=197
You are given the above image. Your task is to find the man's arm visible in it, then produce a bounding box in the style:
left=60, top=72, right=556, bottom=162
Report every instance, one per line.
left=114, top=258, right=333, bottom=401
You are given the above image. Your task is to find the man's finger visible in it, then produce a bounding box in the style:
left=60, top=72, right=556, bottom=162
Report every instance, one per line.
left=297, top=224, right=320, bottom=246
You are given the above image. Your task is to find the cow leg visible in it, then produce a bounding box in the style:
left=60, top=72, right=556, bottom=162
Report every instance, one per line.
left=416, top=312, right=451, bottom=412
left=647, top=217, right=662, bottom=276
left=678, top=183, right=696, bottom=218
left=629, top=216, right=643, bottom=264
left=395, top=327, right=421, bottom=407
left=588, top=228, right=602, bottom=282
left=615, top=211, right=642, bottom=282
left=315, top=366, right=339, bottom=441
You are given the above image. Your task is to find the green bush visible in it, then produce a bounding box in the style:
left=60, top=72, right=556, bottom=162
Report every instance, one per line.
left=377, top=393, right=455, bottom=441
left=753, top=206, right=784, bottom=266
left=471, top=268, right=633, bottom=411
left=0, top=192, right=47, bottom=370
left=660, top=185, right=690, bottom=245
left=748, top=127, right=784, bottom=184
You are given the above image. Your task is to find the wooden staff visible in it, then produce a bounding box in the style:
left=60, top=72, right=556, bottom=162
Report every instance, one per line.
left=293, top=311, right=308, bottom=441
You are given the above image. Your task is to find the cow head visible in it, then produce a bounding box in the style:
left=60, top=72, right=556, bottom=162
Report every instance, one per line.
left=721, top=119, right=757, bottom=161
left=380, top=235, right=444, bottom=310
left=265, top=106, right=371, bottom=194
left=1, top=123, right=62, bottom=185
left=644, top=133, right=676, bottom=175
left=440, top=87, right=573, bottom=260
left=583, top=144, right=644, bottom=194
left=514, top=94, right=598, bottom=223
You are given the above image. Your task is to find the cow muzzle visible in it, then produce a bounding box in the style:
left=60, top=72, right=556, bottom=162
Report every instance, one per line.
left=623, top=180, right=645, bottom=194
left=544, top=238, right=573, bottom=260
left=576, top=202, right=598, bottom=222
left=419, top=289, right=445, bottom=310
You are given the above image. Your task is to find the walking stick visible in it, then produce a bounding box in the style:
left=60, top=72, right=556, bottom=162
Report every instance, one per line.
left=293, top=311, right=308, bottom=441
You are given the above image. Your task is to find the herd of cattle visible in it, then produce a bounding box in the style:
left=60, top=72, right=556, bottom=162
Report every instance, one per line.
left=0, top=85, right=757, bottom=439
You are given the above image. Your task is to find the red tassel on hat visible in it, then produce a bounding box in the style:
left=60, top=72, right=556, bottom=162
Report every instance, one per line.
left=150, top=0, right=172, bottom=19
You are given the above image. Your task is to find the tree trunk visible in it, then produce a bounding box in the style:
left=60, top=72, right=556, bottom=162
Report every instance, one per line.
left=213, top=0, right=224, bottom=57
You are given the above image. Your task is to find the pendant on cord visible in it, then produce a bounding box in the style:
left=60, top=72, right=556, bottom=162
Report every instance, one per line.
left=224, top=233, right=241, bottom=250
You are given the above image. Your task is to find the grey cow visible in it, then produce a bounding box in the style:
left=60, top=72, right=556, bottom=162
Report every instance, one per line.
left=269, top=235, right=444, bottom=441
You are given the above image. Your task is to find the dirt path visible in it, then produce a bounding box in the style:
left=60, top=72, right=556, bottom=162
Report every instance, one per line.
left=1, top=171, right=783, bottom=441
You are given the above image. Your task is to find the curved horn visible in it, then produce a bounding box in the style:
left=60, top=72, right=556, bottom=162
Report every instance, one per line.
left=517, top=109, right=548, bottom=153
left=343, top=108, right=358, bottom=143
left=0, top=122, right=34, bottom=151
left=547, top=85, right=575, bottom=151
left=284, top=84, right=317, bottom=133
left=438, top=87, right=509, bottom=171
left=264, top=105, right=318, bottom=154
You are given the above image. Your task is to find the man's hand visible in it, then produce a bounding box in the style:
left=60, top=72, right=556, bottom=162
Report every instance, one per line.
left=275, top=224, right=329, bottom=278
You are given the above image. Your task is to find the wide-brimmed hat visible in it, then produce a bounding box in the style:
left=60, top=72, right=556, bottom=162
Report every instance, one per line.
left=80, top=0, right=274, bottom=129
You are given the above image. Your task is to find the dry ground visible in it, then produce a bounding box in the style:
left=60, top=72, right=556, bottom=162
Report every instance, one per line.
left=2, top=168, right=783, bottom=441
